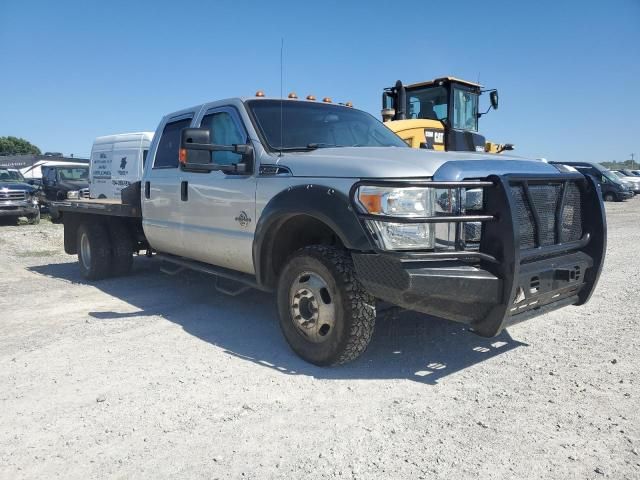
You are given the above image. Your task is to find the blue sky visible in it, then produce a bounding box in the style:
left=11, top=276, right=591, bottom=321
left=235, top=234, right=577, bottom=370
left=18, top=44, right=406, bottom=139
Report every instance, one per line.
left=1, top=0, right=638, bottom=162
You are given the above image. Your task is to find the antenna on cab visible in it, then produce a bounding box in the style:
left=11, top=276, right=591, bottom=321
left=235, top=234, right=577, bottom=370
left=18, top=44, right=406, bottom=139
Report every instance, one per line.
left=279, top=37, right=284, bottom=158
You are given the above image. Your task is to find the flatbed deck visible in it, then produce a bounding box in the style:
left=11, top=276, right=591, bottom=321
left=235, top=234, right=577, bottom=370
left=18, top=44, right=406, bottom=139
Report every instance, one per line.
left=52, top=198, right=141, bottom=218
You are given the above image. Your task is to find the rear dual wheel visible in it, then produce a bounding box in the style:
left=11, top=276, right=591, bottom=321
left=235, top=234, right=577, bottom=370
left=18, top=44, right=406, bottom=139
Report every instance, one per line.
left=77, top=221, right=133, bottom=280
left=276, top=245, right=376, bottom=366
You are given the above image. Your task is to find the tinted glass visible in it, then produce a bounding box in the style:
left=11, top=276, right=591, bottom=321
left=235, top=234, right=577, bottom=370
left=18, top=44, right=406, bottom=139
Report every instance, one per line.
left=406, top=86, right=448, bottom=121
left=452, top=88, right=479, bottom=131
left=0, top=169, right=25, bottom=182
left=200, top=111, right=245, bottom=166
left=154, top=118, right=192, bottom=169
left=248, top=100, right=407, bottom=151
left=58, top=167, right=88, bottom=181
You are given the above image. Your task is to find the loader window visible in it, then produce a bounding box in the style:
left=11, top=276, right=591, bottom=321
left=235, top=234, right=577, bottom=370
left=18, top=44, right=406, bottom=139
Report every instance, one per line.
left=452, top=88, right=479, bottom=132
left=406, top=86, right=448, bottom=121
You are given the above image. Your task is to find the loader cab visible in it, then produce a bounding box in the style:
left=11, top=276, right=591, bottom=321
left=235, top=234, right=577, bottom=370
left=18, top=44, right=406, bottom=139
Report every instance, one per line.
left=382, top=77, right=496, bottom=152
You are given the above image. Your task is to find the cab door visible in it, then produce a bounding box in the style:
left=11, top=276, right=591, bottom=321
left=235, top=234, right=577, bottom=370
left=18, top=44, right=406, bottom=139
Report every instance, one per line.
left=180, top=106, right=257, bottom=274
left=142, top=114, right=194, bottom=257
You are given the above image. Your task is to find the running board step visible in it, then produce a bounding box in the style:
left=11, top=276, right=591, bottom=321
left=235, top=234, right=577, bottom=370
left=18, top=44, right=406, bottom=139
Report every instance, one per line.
left=156, top=253, right=269, bottom=292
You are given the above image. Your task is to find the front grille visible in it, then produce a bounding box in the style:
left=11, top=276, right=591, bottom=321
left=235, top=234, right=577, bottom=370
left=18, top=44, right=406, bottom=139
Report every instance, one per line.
left=511, top=181, right=583, bottom=250
left=0, top=190, right=26, bottom=201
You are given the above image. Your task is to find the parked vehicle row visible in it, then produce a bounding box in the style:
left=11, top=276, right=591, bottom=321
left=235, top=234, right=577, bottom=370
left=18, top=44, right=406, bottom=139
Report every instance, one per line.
left=549, top=161, right=635, bottom=202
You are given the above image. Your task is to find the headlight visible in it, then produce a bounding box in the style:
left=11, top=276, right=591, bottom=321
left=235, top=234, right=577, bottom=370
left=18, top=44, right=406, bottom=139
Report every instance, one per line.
left=67, top=190, right=80, bottom=199
left=357, top=186, right=437, bottom=250
left=355, top=184, right=487, bottom=251
left=357, top=186, right=435, bottom=217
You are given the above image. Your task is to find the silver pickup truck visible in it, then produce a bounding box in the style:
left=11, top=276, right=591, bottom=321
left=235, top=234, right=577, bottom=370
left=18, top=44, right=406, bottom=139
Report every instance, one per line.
left=54, top=97, right=606, bottom=366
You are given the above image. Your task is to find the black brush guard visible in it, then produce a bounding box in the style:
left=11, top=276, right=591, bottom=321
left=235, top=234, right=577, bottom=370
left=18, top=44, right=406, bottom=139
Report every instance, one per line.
left=351, top=173, right=606, bottom=337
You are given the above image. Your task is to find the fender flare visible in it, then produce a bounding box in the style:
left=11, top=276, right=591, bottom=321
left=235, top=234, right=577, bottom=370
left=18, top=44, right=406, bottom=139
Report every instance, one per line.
left=253, top=184, right=372, bottom=287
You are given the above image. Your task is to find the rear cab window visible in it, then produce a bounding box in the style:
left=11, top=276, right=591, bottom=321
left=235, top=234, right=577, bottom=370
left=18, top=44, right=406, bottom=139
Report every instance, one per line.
left=153, top=117, right=193, bottom=169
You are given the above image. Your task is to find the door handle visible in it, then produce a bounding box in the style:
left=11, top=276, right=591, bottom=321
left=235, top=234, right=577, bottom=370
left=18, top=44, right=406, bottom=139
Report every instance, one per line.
left=181, top=181, right=188, bottom=201
left=144, top=181, right=150, bottom=199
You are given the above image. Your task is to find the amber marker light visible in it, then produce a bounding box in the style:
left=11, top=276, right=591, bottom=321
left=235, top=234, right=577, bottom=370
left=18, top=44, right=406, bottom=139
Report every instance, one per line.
left=179, top=148, right=187, bottom=165
left=358, top=192, right=382, bottom=214
left=288, top=92, right=298, bottom=99
left=322, top=97, right=332, bottom=103
left=345, top=101, right=353, bottom=108
left=255, top=90, right=265, bottom=97
left=306, top=94, right=316, bottom=101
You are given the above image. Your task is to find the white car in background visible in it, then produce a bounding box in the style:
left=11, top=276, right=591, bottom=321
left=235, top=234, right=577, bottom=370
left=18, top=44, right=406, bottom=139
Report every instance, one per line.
left=611, top=170, right=640, bottom=193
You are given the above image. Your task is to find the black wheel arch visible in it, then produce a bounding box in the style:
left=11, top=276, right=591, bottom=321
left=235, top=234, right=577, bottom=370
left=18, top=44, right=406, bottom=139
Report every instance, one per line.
left=253, top=184, right=373, bottom=289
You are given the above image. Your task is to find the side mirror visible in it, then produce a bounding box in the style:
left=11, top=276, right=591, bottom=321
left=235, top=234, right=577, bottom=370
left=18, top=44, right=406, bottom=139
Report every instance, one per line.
left=490, top=90, right=499, bottom=110
left=179, top=128, right=253, bottom=174
left=601, top=176, right=607, bottom=184
left=180, top=128, right=212, bottom=166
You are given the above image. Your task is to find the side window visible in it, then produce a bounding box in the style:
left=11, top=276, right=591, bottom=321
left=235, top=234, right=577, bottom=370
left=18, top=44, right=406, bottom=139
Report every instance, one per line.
left=142, top=149, right=148, bottom=167
left=200, top=111, right=245, bottom=166
left=153, top=118, right=192, bottom=169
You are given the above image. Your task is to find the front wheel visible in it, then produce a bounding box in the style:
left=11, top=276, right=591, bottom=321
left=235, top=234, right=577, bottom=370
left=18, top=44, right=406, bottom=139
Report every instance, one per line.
left=276, top=245, right=376, bottom=366
left=28, top=210, right=40, bottom=225
left=603, top=193, right=616, bottom=202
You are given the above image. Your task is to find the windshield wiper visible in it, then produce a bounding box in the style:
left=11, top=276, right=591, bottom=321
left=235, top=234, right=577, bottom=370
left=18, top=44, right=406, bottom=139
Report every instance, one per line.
left=306, top=143, right=347, bottom=150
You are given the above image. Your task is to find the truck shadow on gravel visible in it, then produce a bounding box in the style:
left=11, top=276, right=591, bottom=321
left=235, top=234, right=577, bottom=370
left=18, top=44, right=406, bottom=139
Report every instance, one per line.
left=29, top=258, right=528, bottom=385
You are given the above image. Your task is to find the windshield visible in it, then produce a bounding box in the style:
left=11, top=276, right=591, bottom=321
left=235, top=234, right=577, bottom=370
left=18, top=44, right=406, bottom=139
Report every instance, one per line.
left=0, top=169, right=25, bottom=182
left=247, top=100, right=407, bottom=151
left=58, top=167, right=88, bottom=181
left=406, top=86, right=448, bottom=121
left=604, top=171, right=622, bottom=183
left=452, top=87, right=479, bottom=131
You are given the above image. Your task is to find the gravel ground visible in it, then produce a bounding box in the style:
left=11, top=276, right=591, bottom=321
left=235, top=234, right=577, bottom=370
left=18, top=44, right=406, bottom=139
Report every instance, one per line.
left=0, top=202, right=638, bottom=480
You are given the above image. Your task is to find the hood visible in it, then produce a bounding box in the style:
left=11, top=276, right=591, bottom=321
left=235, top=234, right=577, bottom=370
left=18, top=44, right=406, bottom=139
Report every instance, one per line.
left=272, top=146, right=563, bottom=180
left=0, top=182, right=37, bottom=193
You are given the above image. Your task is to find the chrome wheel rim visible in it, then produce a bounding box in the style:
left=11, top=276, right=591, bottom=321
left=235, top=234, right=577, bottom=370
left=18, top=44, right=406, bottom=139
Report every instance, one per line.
left=289, top=271, right=335, bottom=343
left=80, top=232, right=91, bottom=269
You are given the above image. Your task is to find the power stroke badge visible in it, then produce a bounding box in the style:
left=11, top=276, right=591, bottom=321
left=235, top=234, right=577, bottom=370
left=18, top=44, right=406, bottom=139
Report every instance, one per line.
left=235, top=211, right=251, bottom=227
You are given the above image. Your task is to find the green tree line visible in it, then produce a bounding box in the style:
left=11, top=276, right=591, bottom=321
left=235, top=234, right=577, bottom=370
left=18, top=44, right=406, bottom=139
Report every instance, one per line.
left=0, top=136, right=41, bottom=155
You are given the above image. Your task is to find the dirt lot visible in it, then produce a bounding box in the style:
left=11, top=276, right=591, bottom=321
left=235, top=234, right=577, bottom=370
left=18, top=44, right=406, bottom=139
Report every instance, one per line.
left=0, top=201, right=638, bottom=480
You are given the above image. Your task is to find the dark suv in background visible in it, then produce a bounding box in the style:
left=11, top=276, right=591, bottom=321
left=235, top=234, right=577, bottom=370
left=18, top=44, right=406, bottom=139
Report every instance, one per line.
left=549, top=161, right=633, bottom=202
left=0, top=168, right=40, bottom=224
left=40, top=165, right=89, bottom=217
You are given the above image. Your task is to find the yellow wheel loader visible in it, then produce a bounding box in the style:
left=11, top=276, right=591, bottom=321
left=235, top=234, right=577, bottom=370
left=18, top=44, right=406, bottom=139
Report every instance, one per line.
left=381, top=77, right=513, bottom=153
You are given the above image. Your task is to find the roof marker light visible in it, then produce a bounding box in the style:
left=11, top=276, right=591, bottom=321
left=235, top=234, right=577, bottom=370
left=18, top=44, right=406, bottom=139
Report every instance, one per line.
left=288, top=92, right=298, bottom=99
left=306, top=94, right=316, bottom=101
left=255, top=90, right=265, bottom=97
left=322, top=97, right=332, bottom=103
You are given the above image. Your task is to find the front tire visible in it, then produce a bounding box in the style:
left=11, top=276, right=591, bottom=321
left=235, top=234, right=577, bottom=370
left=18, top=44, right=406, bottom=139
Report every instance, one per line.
left=603, top=193, right=615, bottom=202
left=77, top=222, right=112, bottom=280
left=276, top=245, right=376, bottom=366
left=28, top=210, right=40, bottom=225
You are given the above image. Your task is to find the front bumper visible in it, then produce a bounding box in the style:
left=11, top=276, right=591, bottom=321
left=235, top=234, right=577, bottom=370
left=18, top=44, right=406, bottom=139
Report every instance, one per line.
left=352, top=174, right=606, bottom=337
left=618, top=191, right=634, bottom=200
left=0, top=202, right=39, bottom=217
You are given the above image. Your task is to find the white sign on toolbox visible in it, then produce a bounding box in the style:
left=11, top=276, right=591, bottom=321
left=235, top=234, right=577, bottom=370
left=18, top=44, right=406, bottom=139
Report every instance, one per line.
left=89, top=132, right=153, bottom=199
